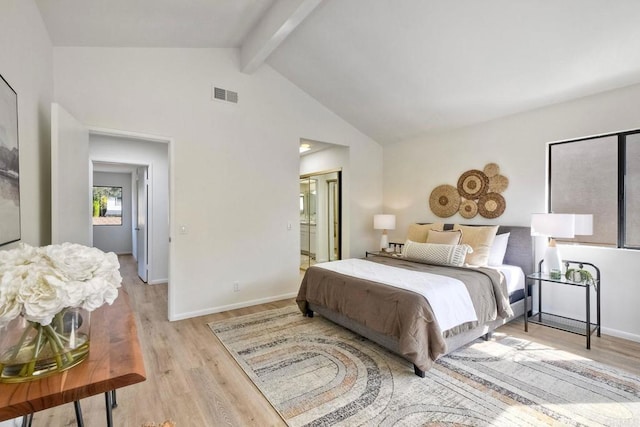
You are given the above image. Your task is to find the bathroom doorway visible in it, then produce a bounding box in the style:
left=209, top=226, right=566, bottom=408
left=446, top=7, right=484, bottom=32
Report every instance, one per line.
left=300, top=170, right=341, bottom=270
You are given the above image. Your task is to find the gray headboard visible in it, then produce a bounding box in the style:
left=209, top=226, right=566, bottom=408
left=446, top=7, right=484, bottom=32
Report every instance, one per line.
left=435, top=224, right=534, bottom=276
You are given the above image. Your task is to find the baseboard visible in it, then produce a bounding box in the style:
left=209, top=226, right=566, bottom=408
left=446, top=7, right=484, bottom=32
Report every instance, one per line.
left=169, top=292, right=298, bottom=321
left=601, top=326, right=640, bottom=343
left=147, top=278, right=168, bottom=285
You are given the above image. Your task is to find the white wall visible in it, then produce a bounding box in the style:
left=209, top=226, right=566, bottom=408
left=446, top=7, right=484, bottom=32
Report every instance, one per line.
left=89, top=134, right=169, bottom=284
left=53, top=48, right=383, bottom=320
left=383, top=82, right=640, bottom=342
left=93, top=171, right=132, bottom=255
left=0, top=0, right=53, bottom=248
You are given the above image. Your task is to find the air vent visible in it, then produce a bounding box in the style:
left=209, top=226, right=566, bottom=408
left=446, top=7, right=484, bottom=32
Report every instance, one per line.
left=212, top=86, right=238, bottom=104
left=213, top=87, right=226, bottom=101
left=226, top=90, right=238, bottom=103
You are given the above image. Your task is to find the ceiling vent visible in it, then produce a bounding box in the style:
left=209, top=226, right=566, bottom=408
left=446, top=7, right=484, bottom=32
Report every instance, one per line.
left=212, top=86, right=238, bottom=104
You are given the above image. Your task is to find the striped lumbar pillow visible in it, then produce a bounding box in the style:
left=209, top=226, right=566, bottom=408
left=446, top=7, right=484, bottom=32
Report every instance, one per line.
left=403, top=240, right=473, bottom=267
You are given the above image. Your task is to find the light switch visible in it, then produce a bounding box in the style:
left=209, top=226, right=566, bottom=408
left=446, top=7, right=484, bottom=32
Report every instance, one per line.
left=179, top=225, right=188, bottom=235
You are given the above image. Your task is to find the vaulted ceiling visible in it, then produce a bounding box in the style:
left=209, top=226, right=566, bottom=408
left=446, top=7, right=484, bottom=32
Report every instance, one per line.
left=35, top=0, right=640, bottom=144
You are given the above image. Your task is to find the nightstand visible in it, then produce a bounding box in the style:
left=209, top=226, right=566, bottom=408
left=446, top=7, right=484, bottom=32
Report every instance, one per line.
left=525, top=260, right=601, bottom=349
left=366, top=242, right=404, bottom=258
left=365, top=250, right=402, bottom=259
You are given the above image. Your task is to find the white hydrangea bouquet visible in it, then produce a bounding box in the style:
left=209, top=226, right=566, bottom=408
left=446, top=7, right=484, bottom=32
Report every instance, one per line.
left=0, top=243, right=122, bottom=382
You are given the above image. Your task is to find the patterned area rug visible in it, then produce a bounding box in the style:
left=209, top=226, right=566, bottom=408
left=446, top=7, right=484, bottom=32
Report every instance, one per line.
left=208, top=306, right=640, bottom=426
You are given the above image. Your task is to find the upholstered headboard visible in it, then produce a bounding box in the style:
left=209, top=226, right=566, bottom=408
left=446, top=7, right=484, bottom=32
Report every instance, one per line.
left=435, top=224, right=534, bottom=276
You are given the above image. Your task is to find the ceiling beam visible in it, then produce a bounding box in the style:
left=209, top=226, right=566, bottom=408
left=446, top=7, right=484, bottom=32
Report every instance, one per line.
left=240, top=0, right=322, bottom=74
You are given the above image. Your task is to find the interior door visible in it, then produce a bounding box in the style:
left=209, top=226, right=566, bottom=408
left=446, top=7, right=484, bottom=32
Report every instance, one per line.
left=136, top=167, right=148, bottom=282
left=51, top=103, right=91, bottom=245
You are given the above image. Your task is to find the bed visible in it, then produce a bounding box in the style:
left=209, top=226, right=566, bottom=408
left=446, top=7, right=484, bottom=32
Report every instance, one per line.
left=296, top=224, right=533, bottom=377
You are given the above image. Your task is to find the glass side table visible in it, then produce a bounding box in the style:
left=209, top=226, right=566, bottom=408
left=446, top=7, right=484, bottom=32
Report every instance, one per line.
left=525, top=260, right=600, bottom=349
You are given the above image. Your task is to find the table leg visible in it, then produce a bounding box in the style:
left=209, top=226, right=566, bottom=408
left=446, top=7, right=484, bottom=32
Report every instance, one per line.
left=596, top=281, right=601, bottom=337
left=21, top=414, right=33, bottom=427
left=74, top=400, right=85, bottom=427
left=586, top=284, right=591, bottom=349
left=524, top=282, right=529, bottom=332
left=111, top=390, right=117, bottom=408
left=538, top=281, right=542, bottom=322
left=105, top=391, right=114, bottom=427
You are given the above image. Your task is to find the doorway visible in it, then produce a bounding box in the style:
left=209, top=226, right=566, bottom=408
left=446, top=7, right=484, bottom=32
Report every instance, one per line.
left=300, top=170, right=341, bottom=270
left=89, top=131, right=169, bottom=285
left=91, top=163, right=149, bottom=282
left=51, top=102, right=174, bottom=318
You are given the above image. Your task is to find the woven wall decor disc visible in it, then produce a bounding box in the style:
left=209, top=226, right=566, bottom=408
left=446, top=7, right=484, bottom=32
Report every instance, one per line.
left=478, top=192, right=506, bottom=219
left=429, top=184, right=461, bottom=218
left=459, top=199, right=478, bottom=219
left=488, top=174, right=509, bottom=193
left=483, top=163, right=500, bottom=177
left=457, top=169, right=489, bottom=199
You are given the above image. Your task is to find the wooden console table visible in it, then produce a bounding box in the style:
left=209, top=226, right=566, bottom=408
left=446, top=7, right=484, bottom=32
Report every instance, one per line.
left=0, top=290, right=146, bottom=424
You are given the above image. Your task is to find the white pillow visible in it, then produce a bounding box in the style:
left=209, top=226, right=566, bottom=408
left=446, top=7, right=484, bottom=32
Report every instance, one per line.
left=403, top=240, right=473, bottom=267
left=488, top=232, right=510, bottom=266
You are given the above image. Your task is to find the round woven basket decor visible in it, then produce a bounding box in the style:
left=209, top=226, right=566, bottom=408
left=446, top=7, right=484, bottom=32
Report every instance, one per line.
left=459, top=199, right=478, bottom=219
left=488, top=174, right=509, bottom=193
left=429, top=184, right=461, bottom=218
left=478, top=192, right=506, bottom=218
left=483, top=162, right=500, bottom=177
left=457, top=169, right=489, bottom=199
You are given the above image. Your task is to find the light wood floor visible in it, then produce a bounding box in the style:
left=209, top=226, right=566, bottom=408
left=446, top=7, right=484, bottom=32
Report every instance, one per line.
left=33, top=255, right=640, bottom=426
left=34, top=255, right=288, bottom=427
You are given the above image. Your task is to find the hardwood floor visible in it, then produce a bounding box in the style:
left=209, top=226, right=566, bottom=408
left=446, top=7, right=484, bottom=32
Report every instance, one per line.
left=34, top=255, right=287, bottom=427
left=500, top=318, right=640, bottom=377
left=32, top=255, right=640, bottom=425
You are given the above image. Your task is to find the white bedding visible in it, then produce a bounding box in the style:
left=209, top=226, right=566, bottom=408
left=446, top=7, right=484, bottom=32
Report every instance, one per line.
left=489, top=264, right=525, bottom=295
left=315, top=258, right=478, bottom=332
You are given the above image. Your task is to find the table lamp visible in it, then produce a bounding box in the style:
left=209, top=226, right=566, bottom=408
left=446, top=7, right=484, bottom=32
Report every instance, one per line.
left=531, top=213, right=574, bottom=273
left=374, top=214, right=396, bottom=251
left=531, top=213, right=593, bottom=273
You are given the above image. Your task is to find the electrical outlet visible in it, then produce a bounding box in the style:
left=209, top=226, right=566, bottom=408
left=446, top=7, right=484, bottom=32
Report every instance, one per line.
left=233, top=282, right=239, bottom=292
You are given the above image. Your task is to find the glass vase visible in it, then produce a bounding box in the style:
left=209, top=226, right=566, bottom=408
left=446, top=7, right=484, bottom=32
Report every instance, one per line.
left=0, top=307, right=91, bottom=383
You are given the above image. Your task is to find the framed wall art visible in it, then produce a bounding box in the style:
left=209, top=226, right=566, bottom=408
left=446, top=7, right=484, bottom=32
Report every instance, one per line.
left=0, top=73, right=20, bottom=246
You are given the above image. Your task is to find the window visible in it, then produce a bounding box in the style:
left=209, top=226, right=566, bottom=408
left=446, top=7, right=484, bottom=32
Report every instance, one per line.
left=92, top=186, right=123, bottom=226
left=549, top=130, right=640, bottom=249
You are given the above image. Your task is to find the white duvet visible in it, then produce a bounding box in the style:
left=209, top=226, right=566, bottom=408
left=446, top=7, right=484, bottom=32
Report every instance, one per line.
left=315, top=258, right=477, bottom=332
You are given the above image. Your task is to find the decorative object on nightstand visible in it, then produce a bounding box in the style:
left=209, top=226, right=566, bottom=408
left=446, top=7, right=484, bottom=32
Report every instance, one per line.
left=530, top=213, right=593, bottom=273
left=373, top=214, right=395, bottom=251
left=565, top=268, right=594, bottom=284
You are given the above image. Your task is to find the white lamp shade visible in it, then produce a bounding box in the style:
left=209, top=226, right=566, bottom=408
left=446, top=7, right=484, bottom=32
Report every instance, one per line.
left=530, top=213, right=575, bottom=238
left=574, top=214, right=593, bottom=236
left=374, top=214, right=396, bottom=230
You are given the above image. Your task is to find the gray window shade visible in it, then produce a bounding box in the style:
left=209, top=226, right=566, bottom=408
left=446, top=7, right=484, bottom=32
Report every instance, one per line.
left=549, top=136, right=617, bottom=246
left=625, top=134, right=640, bottom=247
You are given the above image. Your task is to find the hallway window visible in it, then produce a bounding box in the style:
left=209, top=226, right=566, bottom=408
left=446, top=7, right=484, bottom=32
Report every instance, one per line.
left=92, top=186, right=123, bottom=226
